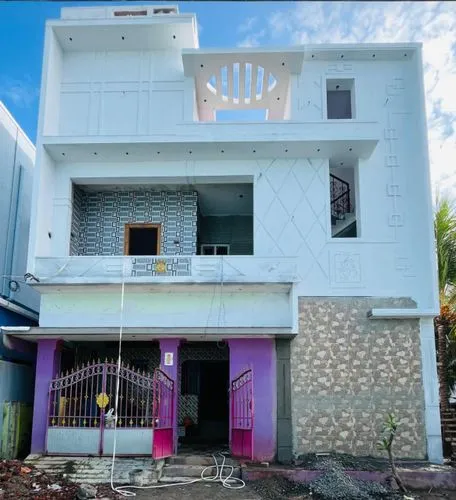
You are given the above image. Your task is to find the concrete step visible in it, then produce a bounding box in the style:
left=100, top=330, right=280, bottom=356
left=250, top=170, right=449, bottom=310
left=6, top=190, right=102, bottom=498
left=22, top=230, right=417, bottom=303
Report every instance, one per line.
left=168, top=455, right=237, bottom=466
left=161, top=463, right=241, bottom=480
left=24, top=455, right=157, bottom=485
left=158, top=475, right=241, bottom=485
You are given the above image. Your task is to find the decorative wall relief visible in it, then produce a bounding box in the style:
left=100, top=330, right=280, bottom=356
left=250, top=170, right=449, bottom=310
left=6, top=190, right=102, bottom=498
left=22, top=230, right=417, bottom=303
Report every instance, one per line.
left=131, top=257, right=191, bottom=277
left=395, top=256, right=415, bottom=278
left=326, top=63, right=353, bottom=73
left=330, top=251, right=362, bottom=286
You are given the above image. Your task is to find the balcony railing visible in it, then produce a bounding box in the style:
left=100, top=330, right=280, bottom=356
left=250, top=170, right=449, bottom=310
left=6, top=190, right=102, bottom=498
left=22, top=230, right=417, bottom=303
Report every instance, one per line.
left=33, top=256, right=299, bottom=284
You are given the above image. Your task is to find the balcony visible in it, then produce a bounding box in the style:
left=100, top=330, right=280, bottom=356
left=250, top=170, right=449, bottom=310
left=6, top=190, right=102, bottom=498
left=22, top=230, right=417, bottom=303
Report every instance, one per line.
left=32, top=255, right=299, bottom=287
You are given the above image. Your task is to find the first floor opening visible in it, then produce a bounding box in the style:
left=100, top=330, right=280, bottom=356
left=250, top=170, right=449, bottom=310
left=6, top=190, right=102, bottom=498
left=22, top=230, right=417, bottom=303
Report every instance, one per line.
left=124, top=223, right=161, bottom=256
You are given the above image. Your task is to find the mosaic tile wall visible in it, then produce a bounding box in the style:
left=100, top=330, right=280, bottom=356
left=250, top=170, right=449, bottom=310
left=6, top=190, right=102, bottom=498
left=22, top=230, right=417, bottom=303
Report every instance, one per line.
left=70, top=185, right=84, bottom=255
left=62, top=341, right=161, bottom=374
left=293, top=297, right=426, bottom=459
left=130, top=256, right=191, bottom=277
left=70, top=186, right=198, bottom=256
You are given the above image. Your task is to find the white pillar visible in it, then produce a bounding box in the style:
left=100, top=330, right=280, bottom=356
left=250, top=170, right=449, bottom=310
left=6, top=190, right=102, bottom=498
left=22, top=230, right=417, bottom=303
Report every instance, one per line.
left=420, top=317, right=443, bottom=463
left=51, top=196, right=72, bottom=256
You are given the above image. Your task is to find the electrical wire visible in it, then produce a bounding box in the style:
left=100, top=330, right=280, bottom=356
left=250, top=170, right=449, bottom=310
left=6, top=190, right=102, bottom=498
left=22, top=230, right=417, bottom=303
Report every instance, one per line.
left=109, top=261, right=127, bottom=495
left=109, top=262, right=245, bottom=497
left=112, top=453, right=245, bottom=497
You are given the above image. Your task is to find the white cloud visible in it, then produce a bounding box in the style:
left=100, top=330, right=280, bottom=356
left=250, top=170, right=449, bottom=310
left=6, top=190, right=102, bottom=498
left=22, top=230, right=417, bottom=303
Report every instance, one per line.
left=0, top=76, right=39, bottom=108
left=238, top=16, right=258, bottom=34
left=246, top=2, right=456, bottom=198
left=238, top=29, right=266, bottom=48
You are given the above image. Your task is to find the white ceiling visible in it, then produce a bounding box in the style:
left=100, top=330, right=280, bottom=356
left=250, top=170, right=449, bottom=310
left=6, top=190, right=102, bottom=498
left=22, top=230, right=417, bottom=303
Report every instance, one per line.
left=79, top=183, right=253, bottom=217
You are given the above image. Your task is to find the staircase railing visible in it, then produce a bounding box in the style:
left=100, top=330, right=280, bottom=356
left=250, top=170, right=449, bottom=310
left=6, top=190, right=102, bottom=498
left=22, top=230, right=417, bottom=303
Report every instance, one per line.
left=330, top=173, right=351, bottom=219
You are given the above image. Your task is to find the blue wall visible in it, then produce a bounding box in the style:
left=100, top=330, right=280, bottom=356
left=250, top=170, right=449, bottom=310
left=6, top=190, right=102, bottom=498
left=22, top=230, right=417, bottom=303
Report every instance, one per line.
left=0, top=306, right=36, bottom=364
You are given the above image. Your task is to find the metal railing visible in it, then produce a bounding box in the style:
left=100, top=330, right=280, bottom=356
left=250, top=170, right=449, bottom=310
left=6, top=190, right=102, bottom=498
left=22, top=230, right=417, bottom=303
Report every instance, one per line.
left=330, top=173, right=351, bottom=219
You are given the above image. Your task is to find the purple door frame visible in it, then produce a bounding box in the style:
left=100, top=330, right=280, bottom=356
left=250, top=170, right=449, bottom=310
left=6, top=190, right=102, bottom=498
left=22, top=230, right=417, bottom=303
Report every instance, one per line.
left=228, top=339, right=276, bottom=463
left=31, top=339, right=63, bottom=454
left=159, top=339, right=179, bottom=454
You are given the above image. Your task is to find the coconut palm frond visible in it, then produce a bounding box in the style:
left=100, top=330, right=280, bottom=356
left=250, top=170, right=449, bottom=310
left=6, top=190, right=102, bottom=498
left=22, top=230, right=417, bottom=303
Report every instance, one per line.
left=434, top=195, right=456, bottom=309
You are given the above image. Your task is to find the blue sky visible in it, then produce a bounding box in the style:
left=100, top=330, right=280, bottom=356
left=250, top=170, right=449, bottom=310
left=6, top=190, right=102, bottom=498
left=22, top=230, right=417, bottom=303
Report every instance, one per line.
left=0, top=1, right=287, bottom=140
left=0, top=1, right=454, bottom=195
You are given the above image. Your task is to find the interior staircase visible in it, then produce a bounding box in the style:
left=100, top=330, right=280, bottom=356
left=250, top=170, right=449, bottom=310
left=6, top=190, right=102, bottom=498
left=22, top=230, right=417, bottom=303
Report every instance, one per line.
left=330, top=173, right=356, bottom=238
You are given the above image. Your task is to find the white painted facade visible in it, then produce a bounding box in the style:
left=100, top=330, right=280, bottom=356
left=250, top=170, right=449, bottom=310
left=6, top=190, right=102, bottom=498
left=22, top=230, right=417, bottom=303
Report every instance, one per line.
left=0, top=102, right=39, bottom=318
left=22, top=6, right=442, bottom=462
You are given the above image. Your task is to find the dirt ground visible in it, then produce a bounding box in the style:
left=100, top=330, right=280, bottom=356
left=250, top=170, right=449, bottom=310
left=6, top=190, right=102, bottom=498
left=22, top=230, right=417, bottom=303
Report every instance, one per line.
left=105, top=481, right=456, bottom=500
left=114, top=482, right=262, bottom=499
left=2, top=459, right=456, bottom=499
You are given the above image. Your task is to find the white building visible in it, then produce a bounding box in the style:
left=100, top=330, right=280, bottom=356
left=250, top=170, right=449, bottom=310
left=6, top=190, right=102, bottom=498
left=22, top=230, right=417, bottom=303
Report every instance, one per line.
left=0, top=102, right=38, bottom=458
left=8, top=5, right=442, bottom=463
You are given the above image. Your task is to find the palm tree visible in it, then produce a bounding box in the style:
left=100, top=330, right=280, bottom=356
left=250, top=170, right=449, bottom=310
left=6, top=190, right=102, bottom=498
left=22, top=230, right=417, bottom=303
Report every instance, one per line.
left=434, top=195, right=456, bottom=411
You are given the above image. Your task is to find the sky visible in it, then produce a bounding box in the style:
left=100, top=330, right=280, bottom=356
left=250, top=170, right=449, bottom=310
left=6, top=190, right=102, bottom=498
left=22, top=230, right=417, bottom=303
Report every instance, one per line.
left=0, top=1, right=454, bottom=198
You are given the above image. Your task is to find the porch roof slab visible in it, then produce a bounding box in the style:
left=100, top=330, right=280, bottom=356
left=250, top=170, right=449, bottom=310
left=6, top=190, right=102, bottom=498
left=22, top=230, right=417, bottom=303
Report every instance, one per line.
left=42, top=121, right=379, bottom=162
left=2, top=326, right=295, bottom=342
left=30, top=282, right=293, bottom=293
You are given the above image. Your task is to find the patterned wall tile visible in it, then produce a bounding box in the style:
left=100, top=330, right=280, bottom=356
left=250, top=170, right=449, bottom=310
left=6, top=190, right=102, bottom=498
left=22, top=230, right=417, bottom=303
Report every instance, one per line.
left=71, top=187, right=198, bottom=256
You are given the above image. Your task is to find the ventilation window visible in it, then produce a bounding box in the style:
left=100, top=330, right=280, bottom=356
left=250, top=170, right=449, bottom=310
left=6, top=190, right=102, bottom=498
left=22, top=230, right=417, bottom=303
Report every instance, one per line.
left=330, top=165, right=358, bottom=238
left=114, top=10, right=147, bottom=17
left=206, top=63, right=277, bottom=105
left=201, top=244, right=229, bottom=255
left=326, top=79, right=355, bottom=119
left=153, top=7, right=178, bottom=14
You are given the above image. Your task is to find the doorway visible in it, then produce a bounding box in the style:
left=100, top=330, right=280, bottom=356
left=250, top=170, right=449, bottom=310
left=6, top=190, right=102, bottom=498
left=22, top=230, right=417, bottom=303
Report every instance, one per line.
left=178, top=342, right=229, bottom=450
left=124, top=223, right=161, bottom=255
left=198, top=361, right=229, bottom=444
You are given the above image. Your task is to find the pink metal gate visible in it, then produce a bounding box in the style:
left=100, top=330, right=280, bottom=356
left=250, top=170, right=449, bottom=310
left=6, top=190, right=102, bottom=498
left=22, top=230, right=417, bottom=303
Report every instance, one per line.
left=152, top=368, right=175, bottom=459
left=230, top=368, right=254, bottom=460
left=46, top=360, right=159, bottom=456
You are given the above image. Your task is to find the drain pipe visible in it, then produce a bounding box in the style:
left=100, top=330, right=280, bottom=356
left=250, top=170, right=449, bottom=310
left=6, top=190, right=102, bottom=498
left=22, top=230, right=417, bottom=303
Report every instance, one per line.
left=2, top=127, right=20, bottom=299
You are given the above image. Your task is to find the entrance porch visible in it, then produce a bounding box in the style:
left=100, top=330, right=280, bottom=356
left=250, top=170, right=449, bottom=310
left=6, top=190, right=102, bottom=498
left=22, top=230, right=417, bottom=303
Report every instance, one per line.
left=19, top=334, right=278, bottom=462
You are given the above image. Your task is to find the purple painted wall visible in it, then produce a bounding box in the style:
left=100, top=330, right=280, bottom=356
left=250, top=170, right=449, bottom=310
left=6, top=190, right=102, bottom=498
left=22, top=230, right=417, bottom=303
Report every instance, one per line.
left=228, top=338, right=277, bottom=462
left=159, top=339, right=180, bottom=454
left=30, top=339, right=62, bottom=454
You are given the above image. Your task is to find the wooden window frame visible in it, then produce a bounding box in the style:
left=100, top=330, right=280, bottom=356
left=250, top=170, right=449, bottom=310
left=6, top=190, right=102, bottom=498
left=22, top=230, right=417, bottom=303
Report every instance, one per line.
left=124, top=223, right=161, bottom=256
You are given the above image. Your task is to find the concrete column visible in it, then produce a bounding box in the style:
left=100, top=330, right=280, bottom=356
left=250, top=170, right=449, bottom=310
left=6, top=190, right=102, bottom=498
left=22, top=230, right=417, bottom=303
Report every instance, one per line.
left=159, top=339, right=180, bottom=453
left=276, top=339, right=293, bottom=463
left=51, top=197, right=72, bottom=256
left=31, top=339, right=62, bottom=454
left=228, top=338, right=277, bottom=462
left=420, top=318, right=444, bottom=463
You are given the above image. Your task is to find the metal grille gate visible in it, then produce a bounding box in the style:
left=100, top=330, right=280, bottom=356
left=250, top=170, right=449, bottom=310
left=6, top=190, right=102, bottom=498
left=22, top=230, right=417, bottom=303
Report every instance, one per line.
left=46, top=361, right=174, bottom=456
left=230, top=368, right=254, bottom=460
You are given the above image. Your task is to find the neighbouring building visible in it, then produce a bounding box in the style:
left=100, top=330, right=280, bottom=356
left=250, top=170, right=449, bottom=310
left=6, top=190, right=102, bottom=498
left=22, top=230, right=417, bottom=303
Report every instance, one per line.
left=0, top=102, right=39, bottom=458
left=5, top=5, right=443, bottom=464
